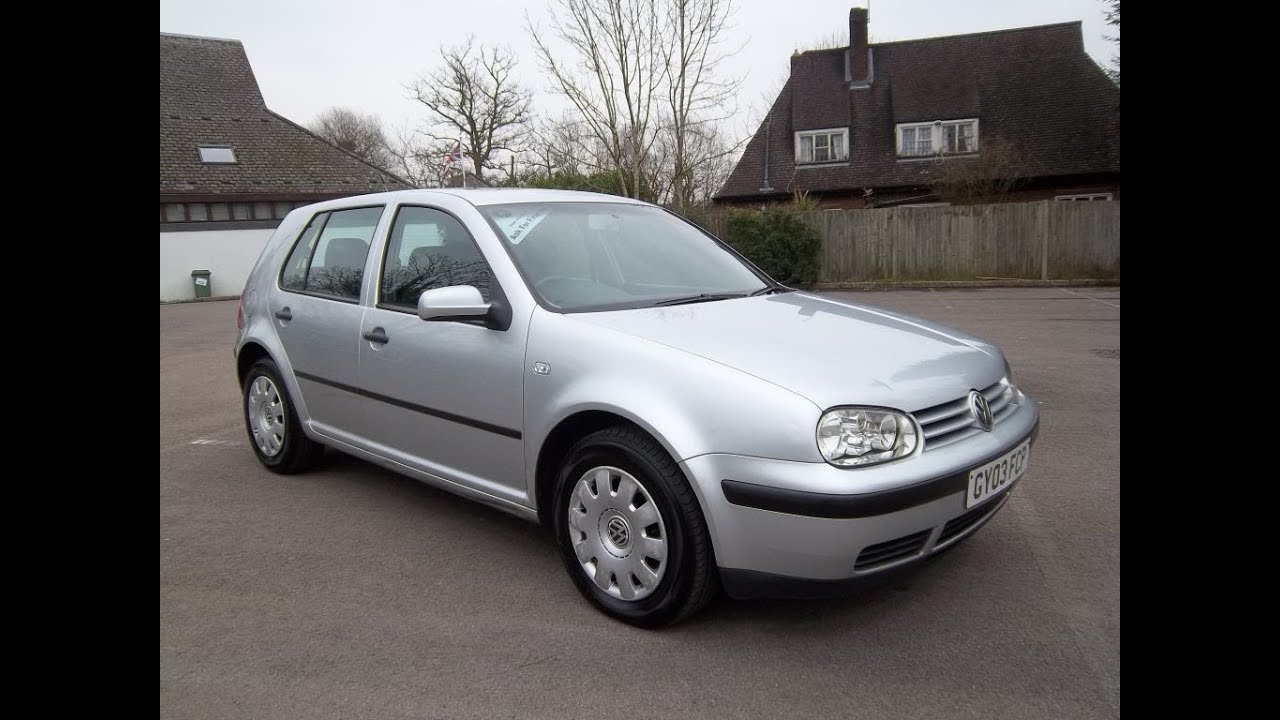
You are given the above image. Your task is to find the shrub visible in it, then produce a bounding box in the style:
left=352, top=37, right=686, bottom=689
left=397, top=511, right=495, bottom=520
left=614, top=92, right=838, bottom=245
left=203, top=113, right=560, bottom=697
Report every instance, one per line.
left=720, top=207, right=821, bottom=287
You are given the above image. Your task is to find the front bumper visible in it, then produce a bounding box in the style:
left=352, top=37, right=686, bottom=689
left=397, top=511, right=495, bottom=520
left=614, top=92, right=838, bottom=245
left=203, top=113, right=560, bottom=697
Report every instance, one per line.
left=679, top=392, right=1039, bottom=598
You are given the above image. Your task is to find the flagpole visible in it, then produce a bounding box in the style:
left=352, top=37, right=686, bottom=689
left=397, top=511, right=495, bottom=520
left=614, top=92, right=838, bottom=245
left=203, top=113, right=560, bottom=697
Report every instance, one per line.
left=460, top=139, right=467, bottom=189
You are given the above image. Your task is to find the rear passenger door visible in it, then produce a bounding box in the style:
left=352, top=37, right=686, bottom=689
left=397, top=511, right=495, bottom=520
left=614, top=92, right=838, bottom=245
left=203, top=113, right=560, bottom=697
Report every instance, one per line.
left=271, top=205, right=385, bottom=443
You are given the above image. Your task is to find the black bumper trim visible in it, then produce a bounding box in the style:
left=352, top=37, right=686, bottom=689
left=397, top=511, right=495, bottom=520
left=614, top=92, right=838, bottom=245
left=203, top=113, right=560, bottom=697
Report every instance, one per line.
left=719, top=565, right=916, bottom=600
left=721, top=420, right=1038, bottom=519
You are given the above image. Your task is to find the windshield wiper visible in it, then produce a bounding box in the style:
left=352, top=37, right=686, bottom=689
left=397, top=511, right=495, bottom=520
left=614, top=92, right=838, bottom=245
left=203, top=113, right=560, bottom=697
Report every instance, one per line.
left=749, top=285, right=791, bottom=297
left=651, top=292, right=750, bottom=307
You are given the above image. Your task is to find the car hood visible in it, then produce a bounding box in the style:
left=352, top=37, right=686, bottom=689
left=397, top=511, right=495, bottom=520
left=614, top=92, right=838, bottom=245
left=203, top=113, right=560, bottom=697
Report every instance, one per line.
left=573, top=292, right=1003, bottom=411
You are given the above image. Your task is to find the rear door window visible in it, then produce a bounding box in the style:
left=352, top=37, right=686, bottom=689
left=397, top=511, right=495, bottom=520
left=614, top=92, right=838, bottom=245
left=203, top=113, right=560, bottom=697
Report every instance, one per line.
left=279, top=206, right=385, bottom=300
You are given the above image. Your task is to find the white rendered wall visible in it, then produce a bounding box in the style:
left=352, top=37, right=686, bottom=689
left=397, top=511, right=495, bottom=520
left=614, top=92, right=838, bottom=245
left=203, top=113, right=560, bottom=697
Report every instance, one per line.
left=160, top=228, right=275, bottom=301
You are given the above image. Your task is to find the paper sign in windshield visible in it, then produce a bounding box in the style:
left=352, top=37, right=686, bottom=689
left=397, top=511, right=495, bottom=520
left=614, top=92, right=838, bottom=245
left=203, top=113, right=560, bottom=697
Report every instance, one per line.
left=490, top=207, right=551, bottom=244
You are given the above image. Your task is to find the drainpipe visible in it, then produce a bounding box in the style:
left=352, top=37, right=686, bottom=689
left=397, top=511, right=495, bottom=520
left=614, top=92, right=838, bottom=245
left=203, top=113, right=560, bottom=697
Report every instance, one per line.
left=760, top=111, right=773, bottom=192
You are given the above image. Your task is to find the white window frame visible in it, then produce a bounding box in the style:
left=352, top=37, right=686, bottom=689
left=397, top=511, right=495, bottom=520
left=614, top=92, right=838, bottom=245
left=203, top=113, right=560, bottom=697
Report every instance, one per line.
left=198, top=146, right=237, bottom=164
left=794, top=128, right=849, bottom=165
left=895, top=119, right=979, bottom=158
left=1054, top=193, right=1114, bottom=201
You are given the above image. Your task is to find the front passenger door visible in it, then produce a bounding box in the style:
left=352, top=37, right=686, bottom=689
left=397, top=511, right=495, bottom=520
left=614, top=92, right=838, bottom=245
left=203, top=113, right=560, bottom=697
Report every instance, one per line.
left=357, top=205, right=528, bottom=505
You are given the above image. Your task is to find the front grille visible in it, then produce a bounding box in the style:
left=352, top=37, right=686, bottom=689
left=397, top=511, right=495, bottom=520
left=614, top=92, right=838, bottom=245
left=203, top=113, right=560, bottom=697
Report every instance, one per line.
left=936, top=499, right=1003, bottom=546
left=854, top=529, right=931, bottom=571
left=912, top=379, right=1016, bottom=451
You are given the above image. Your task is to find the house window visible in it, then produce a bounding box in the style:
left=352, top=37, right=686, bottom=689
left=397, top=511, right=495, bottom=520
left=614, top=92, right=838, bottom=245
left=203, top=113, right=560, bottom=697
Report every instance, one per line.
left=1055, top=193, right=1113, bottom=201
left=897, top=120, right=979, bottom=157
left=198, top=146, right=237, bottom=164
left=795, top=128, right=849, bottom=164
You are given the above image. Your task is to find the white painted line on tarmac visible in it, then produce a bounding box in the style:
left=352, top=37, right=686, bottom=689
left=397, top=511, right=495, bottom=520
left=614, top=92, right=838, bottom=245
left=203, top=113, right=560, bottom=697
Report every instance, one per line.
left=1059, top=287, right=1120, bottom=308
left=160, top=427, right=242, bottom=455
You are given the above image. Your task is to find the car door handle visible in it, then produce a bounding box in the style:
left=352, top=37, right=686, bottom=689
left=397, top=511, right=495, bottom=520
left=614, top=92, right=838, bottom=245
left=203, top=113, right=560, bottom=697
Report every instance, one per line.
left=275, top=307, right=292, bottom=321
left=363, top=327, right=389, bottom=344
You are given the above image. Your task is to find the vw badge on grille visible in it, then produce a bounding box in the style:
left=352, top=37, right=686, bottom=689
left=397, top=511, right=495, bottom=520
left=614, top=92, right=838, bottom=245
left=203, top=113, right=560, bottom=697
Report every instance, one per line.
left=969, top=390, right=994, bottom=431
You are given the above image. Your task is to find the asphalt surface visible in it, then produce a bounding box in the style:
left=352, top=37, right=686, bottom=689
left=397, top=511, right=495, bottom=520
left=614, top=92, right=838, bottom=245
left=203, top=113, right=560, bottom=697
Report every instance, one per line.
left=160, top=287, right=1120, bottom=719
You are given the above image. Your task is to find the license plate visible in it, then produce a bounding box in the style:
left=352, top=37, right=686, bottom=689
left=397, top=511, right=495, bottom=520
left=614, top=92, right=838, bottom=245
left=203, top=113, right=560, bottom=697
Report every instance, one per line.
left=966, top=439, right=1031, bottom=508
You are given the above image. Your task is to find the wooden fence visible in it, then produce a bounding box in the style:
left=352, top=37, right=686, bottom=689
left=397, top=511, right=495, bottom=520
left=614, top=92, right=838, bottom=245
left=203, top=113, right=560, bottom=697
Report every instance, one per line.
left=706, top=200, right=1120, bottom=284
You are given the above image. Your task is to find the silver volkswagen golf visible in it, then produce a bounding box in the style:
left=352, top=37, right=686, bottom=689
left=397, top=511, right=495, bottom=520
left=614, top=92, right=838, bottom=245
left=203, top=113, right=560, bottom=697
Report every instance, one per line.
left=234, top=188, right=1038, bottom=626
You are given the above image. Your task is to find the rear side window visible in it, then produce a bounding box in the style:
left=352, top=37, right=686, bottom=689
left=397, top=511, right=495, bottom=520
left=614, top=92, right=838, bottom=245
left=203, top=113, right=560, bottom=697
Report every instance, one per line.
left=380, top=206, right=492, bottom=309
left=280, top=213, right=328, bottom=290
left=279, top=206, right=384, bottom=300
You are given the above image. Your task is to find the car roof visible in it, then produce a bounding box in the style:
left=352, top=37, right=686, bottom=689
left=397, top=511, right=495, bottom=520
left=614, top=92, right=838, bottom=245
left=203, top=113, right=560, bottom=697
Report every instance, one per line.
left=309, top=187, right=651, bottom=210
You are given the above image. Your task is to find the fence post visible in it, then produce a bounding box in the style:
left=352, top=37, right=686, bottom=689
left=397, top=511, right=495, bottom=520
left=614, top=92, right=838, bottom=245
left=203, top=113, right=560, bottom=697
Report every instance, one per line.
left=1039, top=201, right=1050, bottom=281
left=890, top=207, right=899, bottom=280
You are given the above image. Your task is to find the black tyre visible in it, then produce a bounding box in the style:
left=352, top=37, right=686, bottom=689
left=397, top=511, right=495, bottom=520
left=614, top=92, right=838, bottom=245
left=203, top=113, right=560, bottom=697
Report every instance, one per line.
left=551, top=425, right=718, bottom=627
left=242, top=358, right=325, bottom=474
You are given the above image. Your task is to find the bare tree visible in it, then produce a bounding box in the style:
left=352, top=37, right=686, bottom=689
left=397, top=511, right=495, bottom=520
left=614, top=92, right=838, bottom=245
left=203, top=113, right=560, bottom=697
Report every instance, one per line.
left=660, top=0, right=742, bottom=212
left=924, top=138, right=1023, bottom=204
left=309, top=107, right=394, bottom=171
left=526, top=113, right=603, bottom=179
left=383, top=124, right=450, bottom=188
left=682, top=121, right=736, bottom=204
left=408, top=37, right=532, bottom=181
left=1103, top=0, right=1120, bottom=85
left=528, top=0, right=663, bottom=200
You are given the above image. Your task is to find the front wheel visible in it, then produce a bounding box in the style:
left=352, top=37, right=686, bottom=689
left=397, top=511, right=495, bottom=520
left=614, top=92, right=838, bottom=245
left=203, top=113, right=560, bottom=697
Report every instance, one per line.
left=552, top=426, right=718, bottom=627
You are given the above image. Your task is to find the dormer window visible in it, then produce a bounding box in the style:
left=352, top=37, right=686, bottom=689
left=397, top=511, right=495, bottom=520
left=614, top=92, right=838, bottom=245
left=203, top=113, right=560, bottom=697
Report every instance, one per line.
left=896, top=120, right=979, bottom=157
left=795, top=128, right=849, bottom=165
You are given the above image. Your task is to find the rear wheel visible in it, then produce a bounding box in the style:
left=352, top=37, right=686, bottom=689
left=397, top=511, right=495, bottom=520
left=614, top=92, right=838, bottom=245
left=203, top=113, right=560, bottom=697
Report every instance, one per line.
left=242, top=358, right=324, bottom=474
left=552, top=425, right=718, bottom=627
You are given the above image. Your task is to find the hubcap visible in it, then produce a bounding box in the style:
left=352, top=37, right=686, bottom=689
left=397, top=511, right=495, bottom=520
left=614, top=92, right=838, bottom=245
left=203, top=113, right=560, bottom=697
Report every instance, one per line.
left=568, top=466, right=668, bottom=601
left=247, top=376, right=286, bottom=457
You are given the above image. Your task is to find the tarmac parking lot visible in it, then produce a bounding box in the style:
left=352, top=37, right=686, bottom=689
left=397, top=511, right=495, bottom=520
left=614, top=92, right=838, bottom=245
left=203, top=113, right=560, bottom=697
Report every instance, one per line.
left=160, top=287, right=1120, bottom=719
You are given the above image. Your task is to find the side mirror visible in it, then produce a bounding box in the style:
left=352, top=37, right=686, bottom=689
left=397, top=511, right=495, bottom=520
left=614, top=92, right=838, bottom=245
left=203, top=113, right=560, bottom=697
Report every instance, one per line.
left=417, top=285, right=491, bottom=322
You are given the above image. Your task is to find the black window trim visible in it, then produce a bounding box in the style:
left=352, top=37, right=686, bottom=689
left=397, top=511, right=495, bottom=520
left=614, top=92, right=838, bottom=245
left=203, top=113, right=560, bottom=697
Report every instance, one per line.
left=373, top=202, right=506, bottom=317
left=276, top=204, right=386, bottom=305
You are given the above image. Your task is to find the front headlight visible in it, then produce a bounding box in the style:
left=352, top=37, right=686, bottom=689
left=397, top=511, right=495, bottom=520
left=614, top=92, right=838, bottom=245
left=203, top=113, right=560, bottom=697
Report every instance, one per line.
left=816, top=408, right=919, bottom=467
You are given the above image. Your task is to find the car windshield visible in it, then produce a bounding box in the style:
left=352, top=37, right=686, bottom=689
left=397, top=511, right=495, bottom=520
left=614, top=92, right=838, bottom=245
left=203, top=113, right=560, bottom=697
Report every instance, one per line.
left=478, top=202, right=771, bottom=312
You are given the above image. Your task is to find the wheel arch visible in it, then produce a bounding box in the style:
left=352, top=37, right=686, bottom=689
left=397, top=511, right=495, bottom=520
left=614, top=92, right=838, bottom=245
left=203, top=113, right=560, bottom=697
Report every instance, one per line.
left=236, top=341, right=273, bottom=385
left=533, top=408, right=695, bottom=529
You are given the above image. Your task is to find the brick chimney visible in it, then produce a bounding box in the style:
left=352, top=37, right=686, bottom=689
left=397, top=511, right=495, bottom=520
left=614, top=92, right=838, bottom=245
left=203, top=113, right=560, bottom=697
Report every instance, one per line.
left=849, top=7, right=870, bottom=83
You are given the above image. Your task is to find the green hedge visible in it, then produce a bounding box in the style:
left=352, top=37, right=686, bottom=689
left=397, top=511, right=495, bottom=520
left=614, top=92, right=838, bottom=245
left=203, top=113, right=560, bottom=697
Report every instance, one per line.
left=719, top=208, right=821, bottom=287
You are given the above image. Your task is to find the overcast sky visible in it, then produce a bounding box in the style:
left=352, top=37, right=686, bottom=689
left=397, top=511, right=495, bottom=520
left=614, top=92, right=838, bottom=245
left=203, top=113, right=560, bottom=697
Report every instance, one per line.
left=159, top=0, right=1116, bottom=143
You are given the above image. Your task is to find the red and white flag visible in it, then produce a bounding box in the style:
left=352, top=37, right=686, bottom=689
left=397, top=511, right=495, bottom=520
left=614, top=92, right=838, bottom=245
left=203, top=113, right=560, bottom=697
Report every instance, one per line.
left=443, top=141, right=462, bottom=168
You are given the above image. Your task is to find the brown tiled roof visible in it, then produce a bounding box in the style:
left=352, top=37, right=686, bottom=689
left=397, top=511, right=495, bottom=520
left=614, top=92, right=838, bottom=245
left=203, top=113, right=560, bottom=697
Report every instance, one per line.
left=717, top=21, right=1119, bottom=200
left=159, top=33, right=410, bottom=197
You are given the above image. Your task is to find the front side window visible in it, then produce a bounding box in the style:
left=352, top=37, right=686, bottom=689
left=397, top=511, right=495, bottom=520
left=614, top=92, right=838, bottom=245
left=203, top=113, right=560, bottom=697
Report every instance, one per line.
left=480, top=202, right=769, bottom=312
left=279, top=206, right=384, bottom=300
left=898, top=119, right=979, bottom=157
left=795, top=128, right=849, bottom=164
left=380, top=206, right=492, bottom=309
